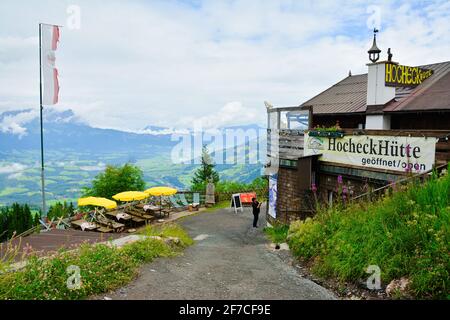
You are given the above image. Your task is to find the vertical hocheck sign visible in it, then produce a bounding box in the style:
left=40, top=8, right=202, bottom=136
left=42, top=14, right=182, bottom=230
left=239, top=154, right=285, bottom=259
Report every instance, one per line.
left=41, top=24, right=60, bottom=105
left=39, top=23, right=61, bottom=215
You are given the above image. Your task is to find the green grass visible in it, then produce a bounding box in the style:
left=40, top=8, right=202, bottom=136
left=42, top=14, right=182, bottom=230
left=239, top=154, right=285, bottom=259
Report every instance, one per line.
left=287, top=167, right=450, bottom=299
left=139, top=223, right=194, bottom=247
left=264, top=224, right=289, bottom=244
left=0, top=223, right=193, bottom=300
left=204, top=201, right=231, bottom=212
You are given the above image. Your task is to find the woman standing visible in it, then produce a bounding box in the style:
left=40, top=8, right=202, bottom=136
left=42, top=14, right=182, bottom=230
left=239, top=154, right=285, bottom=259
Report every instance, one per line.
left=251, top=197, right=261, bottom=228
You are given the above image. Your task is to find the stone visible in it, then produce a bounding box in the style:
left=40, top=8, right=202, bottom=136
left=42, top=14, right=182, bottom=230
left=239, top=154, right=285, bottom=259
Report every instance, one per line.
left=385, top=277, right=411, bottom=297
left=206, top=181, right=215, bottom=205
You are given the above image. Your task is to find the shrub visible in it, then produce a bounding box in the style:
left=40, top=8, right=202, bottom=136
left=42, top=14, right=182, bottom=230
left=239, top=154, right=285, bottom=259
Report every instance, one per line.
left=264, top=223, right=289, bottom=244
left=0, top=244, right=138, bottom=300
left=82, top=163, right=145, bottom=199
left=121, top=238, right=173, bottom=263
left=215, top=177, right=268, bottom=201
left=287, top=166, right=450, bottom=299
left=139, top=223, right=194, bottom=248
left=0, top=223, right=193, bottom=300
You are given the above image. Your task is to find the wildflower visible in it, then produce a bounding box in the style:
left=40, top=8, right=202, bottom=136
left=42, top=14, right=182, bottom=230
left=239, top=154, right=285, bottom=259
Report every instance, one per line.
left=23, top=243, right=33, bottom=256
left=337, top=175, right=343, bottom=184
left=342, top=185, right=348, bottom=195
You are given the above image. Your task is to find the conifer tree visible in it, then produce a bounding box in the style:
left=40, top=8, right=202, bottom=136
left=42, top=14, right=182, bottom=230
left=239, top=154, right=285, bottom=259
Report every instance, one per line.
left=191, top=145, right=220, bottom=191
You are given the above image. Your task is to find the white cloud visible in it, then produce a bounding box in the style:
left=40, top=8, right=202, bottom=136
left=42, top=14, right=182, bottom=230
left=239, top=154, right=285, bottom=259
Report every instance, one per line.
left=0, top=163, right=27, bottom=175
left=177, top=101, right=263, bottom=130
left=0, top=0, right=448, bottom=132
left=0, top=109, right=38, bottom=137
left=79, top=162, right=106, bottom=172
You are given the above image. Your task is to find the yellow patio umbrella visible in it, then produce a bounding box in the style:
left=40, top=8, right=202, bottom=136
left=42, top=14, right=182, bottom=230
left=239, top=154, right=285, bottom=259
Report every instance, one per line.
left=144, top=187, right=178, bottom=197
left=144, top=187, right=178, bottom=216
left=78, top=197, right=117, bottom=210
left=112, top=191, right=149, bottom=202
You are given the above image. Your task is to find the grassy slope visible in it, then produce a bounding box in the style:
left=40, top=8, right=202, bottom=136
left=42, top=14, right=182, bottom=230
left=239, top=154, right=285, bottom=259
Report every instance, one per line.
left=264, top=224, right=289, bottom=244
left=287, top=168, right=450, bottom=299
left=0, top=223, right=193, bottom=300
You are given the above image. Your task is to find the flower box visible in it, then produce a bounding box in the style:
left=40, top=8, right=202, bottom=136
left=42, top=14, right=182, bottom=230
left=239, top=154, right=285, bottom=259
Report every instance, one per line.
left=308, top=130, right=345, bottom=138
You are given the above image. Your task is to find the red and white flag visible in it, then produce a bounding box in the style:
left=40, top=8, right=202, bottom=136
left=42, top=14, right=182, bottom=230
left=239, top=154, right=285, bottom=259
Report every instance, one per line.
left=41, top=24, right=60, bottom=105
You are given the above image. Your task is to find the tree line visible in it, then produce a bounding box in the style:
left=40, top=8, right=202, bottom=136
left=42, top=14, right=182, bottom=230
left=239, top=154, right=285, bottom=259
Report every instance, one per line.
left=0, top=204, right=41, bottom=242
left=1, top=145, right=266, bottom=242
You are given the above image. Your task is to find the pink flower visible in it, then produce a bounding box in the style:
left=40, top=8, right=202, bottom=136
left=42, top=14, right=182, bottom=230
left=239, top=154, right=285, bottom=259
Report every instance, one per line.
left=311, top=183, right=317, bottom=193
left=342, top=185, right=348, bottom=195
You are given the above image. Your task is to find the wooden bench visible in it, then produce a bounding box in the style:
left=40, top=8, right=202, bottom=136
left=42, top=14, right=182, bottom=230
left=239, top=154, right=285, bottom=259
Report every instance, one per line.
left=125, top=207, right=153, bottom=220
left=96, top=216, right=125, bottom=233
left=97, top=226, right=113, bottom=233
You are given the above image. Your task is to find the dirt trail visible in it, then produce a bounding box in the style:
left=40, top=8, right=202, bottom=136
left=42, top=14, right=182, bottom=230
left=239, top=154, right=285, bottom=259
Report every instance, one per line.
left=97, top=206, right=336, bottom=300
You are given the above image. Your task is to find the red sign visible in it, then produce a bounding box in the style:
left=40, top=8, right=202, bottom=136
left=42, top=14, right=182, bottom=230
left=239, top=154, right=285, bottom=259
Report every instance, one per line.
left=240, top=193, right=257, bottom=204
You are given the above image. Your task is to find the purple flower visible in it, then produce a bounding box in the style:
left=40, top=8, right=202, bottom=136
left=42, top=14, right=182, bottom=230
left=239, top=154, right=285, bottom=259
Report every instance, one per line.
left=311, top=183, right=317, bottom=193
left=337, top=175, right=343, bottom=185
left=342, top=185, right=348, bottom=195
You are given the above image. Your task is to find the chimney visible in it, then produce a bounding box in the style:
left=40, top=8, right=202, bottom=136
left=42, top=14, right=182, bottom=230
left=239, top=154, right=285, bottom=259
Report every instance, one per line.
left=365, top=30, right=395, bottom=130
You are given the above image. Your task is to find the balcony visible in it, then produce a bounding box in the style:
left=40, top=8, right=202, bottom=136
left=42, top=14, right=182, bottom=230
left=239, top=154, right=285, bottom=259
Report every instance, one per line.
left=266, top=106, right=310, bottom=161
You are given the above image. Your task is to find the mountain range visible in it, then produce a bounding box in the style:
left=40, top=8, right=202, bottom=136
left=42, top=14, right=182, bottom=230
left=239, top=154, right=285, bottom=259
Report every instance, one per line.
left=0, top=109, right=266, bottom=208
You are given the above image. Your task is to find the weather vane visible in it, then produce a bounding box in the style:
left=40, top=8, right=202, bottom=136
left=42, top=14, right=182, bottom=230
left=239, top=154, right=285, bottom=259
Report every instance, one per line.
left=368, top=28, right=381, bottom=63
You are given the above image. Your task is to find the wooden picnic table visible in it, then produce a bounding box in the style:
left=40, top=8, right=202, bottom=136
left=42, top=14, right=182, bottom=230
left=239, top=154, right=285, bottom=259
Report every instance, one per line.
left=125, top=207, right=153, bottom=219
left=124, top=207, right=158, bottom=226
left=104, top=210, right=132, bottom=222
left=143, top=205, right=160, bottom=212
left=71, top=219, right=99, bottom=232
left=135, top=203, right=146, bottom=209
left=96, top=216, right=125, bottom=233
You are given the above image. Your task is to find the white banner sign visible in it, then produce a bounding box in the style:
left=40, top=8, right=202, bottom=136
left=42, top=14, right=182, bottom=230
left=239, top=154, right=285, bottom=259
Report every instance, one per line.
left=268, top=174, right=277, bottom=218
left=41, top=24, right=60, bottom=105
left=304, top=133, right=438, bottom=173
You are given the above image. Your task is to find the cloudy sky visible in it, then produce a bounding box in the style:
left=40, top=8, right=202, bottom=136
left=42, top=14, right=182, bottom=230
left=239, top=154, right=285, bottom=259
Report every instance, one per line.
left=0, top=0, right=449, bottom=132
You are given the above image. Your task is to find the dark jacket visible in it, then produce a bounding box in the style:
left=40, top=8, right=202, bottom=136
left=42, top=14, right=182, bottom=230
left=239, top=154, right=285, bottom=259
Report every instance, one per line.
left=252, top=201, right=260, bottom=214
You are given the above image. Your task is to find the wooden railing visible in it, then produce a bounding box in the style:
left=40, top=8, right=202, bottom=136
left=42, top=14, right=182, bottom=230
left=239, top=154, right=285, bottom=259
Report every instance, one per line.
left=352, top=163, right=448, bottom=202
left=267, top=129, right=305, bottom=160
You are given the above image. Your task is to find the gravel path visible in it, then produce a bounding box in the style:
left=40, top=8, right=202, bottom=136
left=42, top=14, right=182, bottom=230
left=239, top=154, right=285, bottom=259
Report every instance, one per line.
left=99, top=206, right=336, bottom=300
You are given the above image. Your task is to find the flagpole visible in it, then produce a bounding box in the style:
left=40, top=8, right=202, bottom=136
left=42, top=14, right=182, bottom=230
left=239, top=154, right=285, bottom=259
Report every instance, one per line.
left=39, top=23, right=46, bottom=216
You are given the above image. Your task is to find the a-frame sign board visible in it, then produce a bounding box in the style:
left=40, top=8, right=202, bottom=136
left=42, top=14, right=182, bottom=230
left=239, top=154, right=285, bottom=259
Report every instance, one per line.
left=231, top=193, right=244, bottom=214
